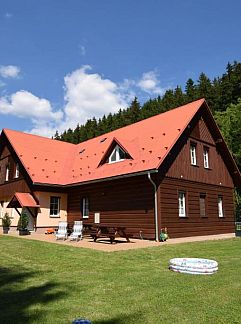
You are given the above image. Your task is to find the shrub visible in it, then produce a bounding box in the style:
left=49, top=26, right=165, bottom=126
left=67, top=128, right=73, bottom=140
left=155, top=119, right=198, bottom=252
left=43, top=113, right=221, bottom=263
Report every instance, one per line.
left=2, top=212, right=11, bottom=228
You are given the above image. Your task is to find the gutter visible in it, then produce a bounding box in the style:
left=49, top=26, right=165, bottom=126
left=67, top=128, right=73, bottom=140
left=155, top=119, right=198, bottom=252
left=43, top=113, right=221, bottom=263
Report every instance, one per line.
left=147, top=171, right=159, bottom=242
left=33, top=169, right=158, bottom=188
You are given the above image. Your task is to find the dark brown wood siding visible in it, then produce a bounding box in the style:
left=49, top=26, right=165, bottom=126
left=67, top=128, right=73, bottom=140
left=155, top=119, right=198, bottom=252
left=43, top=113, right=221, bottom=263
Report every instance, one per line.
left=67, top=175, right=155, bottom=239
left=0, top=179, right=30, bottom=199
left=159, top=177, right=234, bottom=238
left=166, top=130, right=233, bottom=187
left=0, top=145, right=29, bottom=199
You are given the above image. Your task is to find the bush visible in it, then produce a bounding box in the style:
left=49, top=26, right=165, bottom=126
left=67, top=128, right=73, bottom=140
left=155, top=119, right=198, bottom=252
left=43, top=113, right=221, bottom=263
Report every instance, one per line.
left=17, top=212, right=29, bottom=230
left=2, top=212, right=11, bottom=228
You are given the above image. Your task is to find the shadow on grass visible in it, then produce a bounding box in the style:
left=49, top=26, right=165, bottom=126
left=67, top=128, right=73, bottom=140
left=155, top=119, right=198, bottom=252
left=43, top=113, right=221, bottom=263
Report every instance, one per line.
left=94, top=313, right=142, bottom=324
left=0, top=267, right=65, bottom=324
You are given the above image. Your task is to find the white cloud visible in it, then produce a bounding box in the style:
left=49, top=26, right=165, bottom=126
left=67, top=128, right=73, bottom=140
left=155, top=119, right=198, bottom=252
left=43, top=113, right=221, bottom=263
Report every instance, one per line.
left=0, top=65, right=167, bottom=137
left=62, top=65, right=129, bottom=129
left=137, top=70, right=165, bottom=95
left=0, top=91, right=63, bottom=137
left=5, top=12, right=13, bottom=19
left=79, top=45, right=86, bottom=56
left=0, top=65, right=20, bottom=78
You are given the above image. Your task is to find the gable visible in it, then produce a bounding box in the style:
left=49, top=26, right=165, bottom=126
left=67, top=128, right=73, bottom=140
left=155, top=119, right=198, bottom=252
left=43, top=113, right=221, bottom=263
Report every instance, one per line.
left=190, top=118, right=215, bottom=145
left=166, top=116, right=234, bottom=187
left=98, top=138, right=132, bottom=166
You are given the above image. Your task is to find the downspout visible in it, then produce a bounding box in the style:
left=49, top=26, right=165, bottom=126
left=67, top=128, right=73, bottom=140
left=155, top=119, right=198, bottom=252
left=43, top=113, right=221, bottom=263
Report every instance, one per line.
left=148, top=171, right=159, bottom=242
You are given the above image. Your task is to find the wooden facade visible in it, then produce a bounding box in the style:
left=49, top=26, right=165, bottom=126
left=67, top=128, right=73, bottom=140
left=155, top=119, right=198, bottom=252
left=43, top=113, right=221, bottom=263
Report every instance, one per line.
left=67, top=175, right=156, bottom=239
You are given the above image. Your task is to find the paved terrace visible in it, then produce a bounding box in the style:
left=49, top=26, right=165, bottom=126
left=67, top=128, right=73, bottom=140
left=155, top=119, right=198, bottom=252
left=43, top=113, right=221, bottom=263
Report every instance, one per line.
left=3, top=232, right=235, bottom=252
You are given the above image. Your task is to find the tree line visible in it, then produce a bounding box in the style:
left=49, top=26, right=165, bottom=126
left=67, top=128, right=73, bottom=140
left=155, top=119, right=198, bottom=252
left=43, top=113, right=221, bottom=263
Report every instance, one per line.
left=54, top=61, right=241, bottom=168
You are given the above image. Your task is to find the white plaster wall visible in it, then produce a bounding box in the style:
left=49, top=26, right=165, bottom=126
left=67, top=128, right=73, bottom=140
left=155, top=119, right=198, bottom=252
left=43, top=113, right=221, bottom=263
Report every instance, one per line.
left=35, top=192, right=67, bottom=227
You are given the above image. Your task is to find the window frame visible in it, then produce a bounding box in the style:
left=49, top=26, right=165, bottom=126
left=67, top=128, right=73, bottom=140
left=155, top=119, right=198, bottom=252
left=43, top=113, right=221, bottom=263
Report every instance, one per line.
left=5, top=164, right=9, bottom=182
left=218, top=195, right=224, bottom=218
left=190, top=143, right=197, bottom=166
left=203, top=147, right=209, bottom=169
left=15, top=163, right=20, bottom=178
left=199, top=193, right=207, bottom=218
left=82, top=197, right=89, bottom=219
left=178, top=191, right=187, bottom=218
left=108, top=145, right=126, bottom=164
left=49, top=196, right=60, bottom=218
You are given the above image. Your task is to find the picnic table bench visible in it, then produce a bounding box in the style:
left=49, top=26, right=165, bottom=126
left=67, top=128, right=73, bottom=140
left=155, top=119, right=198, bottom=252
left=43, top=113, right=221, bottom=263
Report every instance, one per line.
left=90, top=225, right=131, bottom=244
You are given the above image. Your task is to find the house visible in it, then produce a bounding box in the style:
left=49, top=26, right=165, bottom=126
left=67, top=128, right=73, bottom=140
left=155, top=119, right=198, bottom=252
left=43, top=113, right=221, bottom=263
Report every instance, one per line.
left=0, top=98, right=240, bottom=240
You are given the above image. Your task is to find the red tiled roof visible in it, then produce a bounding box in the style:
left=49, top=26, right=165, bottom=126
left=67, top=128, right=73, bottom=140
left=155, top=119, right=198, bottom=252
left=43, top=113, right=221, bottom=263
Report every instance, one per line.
left=8, top=192, right=40, bottom=208
left=3, top=98, right=206, bottom=186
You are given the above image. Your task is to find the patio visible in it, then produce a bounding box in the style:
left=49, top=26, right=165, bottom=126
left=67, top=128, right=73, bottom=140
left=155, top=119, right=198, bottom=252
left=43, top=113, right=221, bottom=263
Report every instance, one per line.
left=4, top=231, right=235, bottom=252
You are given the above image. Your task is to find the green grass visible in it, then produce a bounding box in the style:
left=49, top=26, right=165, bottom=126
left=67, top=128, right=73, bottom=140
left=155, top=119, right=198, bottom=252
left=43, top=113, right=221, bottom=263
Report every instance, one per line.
left=0, top=236, right=240, bottom=324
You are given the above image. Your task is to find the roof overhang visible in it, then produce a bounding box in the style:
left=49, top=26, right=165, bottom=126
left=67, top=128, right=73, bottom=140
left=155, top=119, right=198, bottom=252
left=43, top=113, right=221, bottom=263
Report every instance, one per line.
left=7, top=193, right=40, bottom=208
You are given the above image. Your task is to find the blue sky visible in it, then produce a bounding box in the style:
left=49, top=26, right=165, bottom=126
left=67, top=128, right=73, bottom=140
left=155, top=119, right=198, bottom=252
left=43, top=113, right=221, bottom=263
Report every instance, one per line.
left=0, top=0, right=241, bottom=137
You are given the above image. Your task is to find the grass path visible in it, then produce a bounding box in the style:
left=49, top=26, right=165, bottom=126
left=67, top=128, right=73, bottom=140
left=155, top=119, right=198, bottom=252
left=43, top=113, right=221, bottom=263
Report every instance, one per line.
left=0, top=235, right=240, bottom=323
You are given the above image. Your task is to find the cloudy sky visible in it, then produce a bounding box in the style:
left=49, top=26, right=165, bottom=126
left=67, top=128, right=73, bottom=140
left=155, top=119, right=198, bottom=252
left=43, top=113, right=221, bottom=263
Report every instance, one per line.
left=0, top=0, right=241, bottom=137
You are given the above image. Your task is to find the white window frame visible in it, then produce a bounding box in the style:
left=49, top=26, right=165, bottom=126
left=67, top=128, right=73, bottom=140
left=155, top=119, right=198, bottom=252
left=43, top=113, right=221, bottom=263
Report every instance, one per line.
left=82, top=197, right=89, bottom=218
left=108, top=145, right=126, bottom=164
left=218, top=196, right=224, bottom=218
left=190, top=144, right=197, bottom=166
left=49, top=196, right=60, bottom=217
left=5, top=165, right=9, bottom=181
left=203, top=147, right=209, bottom=169
left=15, top=163, right=20, bottom=178
left=178, top=191, right=186, bottom=217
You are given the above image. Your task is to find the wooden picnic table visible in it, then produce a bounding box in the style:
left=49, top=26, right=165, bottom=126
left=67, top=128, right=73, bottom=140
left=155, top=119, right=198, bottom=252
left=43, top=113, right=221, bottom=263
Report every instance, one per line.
left=90, top=225, right=131, bottom=244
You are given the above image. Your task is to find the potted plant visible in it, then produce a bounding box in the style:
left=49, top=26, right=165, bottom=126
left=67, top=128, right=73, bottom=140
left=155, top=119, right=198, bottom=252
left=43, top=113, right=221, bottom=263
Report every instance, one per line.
left=17, top=212, right=29, bottom=235
left=2, top=212, right=11, bottom=234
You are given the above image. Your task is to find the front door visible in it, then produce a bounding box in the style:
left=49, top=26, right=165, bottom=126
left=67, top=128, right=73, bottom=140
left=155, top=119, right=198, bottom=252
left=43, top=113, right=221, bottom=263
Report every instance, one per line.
left=22, top=207, right=35, bottom=231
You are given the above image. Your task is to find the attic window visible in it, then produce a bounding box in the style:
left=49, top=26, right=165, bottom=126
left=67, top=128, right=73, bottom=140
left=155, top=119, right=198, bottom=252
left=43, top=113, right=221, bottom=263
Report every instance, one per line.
left=108, top=145, right=126, bottom=164
left=100, top=137, right=107, bottom=143
left=79, top=149, right=85, bottom=154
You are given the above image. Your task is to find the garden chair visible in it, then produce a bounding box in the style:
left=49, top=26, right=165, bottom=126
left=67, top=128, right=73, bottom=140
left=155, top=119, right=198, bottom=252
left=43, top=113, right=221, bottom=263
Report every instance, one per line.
left=69, top=221, right=83, bottom=242
left=55, top=221, right=68, bottom=240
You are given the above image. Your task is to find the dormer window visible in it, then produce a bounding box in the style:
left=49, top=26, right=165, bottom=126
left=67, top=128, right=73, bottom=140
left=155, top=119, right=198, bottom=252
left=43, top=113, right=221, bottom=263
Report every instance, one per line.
left=5, top=165, right=9, bottom=182
left=15, top=163, right=20, bottom=178
left=108, top=145, right=126, bottom=164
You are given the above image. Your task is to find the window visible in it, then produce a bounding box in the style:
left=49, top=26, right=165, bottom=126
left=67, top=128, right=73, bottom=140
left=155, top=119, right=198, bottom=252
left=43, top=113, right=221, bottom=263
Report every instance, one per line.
left=200, top=194, right=207, bottom=217
left=203, top=147, right=209, bottom=168
left=218, top=196, right=224, bottom=218
left=178, top=191, right=186, bottom=217
left=50, top=196, right=60, bottom=217
left=108, top=145, right=126, bottom=163
left=15, top=163, right=20, bottom=178
left=5, top=165, right=9, bottom=181
left=0, top=201, right=4, bottom=218
left=190, top=143, right=197, bottom=166
left=82, top=197, right=89, bottom=218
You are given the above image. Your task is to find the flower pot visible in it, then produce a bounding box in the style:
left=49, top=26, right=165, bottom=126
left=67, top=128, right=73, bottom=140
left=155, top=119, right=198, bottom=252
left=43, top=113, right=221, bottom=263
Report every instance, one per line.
left=19, top=229, right=30, bottom=236
left=3, top=227, right=10, bottom=234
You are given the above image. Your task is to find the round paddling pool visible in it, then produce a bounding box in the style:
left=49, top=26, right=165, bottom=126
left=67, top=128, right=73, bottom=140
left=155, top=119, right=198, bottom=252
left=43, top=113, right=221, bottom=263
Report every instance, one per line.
left=169, top=258, right=218, bottom=275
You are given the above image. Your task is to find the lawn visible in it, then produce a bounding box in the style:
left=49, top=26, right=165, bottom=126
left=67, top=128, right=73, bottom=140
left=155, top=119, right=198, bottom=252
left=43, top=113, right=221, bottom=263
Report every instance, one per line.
left=0, top=236, right=240, bottom=324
